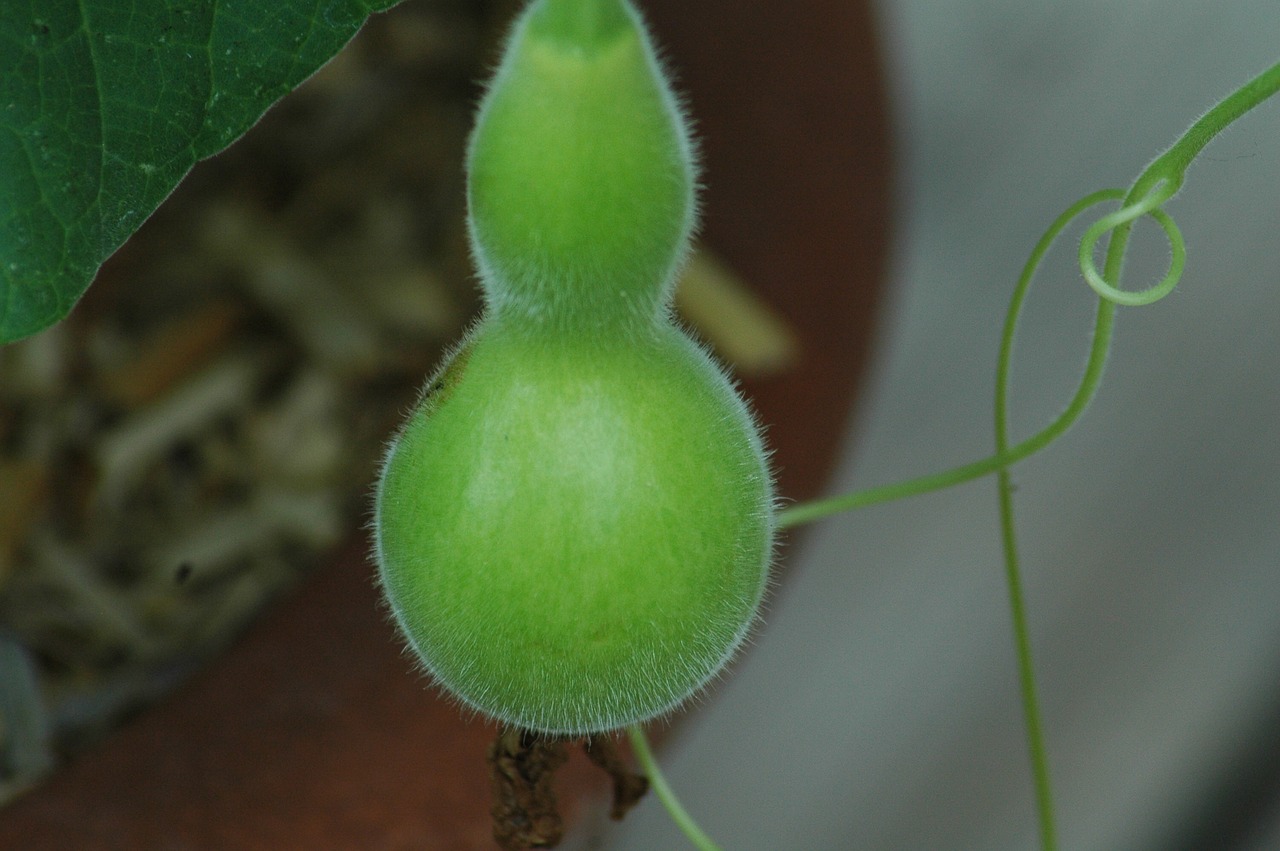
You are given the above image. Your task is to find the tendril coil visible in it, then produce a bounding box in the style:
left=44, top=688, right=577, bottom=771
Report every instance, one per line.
left=1078, top=181, right=1186, bottom=307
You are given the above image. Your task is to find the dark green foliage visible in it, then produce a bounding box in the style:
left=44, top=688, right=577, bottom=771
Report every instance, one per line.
left=0, top=0, right=400, bottom=343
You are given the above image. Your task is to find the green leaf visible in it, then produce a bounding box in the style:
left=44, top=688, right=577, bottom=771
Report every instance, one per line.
left=0, top=0, right=401, bottom=344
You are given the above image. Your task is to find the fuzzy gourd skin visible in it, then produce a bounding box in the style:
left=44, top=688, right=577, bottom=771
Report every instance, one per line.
left=374, top=0, right=775, bottom=735
left=466, top=0, right=697, bottom=325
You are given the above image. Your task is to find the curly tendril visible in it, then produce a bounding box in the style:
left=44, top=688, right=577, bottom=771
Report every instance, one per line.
left=1079, top=185, right=1186, bottom=306
left=778, top=57, right=1280, bottom=528
left=777, top=59, right=1280, bottom=851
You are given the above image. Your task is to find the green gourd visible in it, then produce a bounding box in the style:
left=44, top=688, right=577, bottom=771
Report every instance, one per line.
left=374, top=0, right=774, bottom=735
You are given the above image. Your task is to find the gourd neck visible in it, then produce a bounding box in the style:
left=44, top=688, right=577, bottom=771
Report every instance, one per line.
left=482, top=307, right=670, bottom=351
left=524, top=0, right=633, bottom=56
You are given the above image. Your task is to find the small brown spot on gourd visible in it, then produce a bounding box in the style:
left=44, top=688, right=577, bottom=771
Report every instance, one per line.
left=418, top=340, right=474, bottom=417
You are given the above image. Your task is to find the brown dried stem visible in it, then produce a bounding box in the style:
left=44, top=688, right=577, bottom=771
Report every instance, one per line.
left=487, top=727, right=650, bottom=849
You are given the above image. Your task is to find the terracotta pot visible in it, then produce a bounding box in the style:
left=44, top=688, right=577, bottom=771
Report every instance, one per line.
left=0, top=0, right=889, bottom=847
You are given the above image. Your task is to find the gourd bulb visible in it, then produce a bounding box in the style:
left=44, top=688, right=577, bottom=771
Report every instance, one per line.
left=374, top=0, right=774, bottom=735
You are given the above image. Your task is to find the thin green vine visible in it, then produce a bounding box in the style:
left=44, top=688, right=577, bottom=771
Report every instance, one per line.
left=772, top=59, right=1280, bottom=851
left=627, top=725, right=723, bottom=851
left=992, top=190, right=1123, bottom=851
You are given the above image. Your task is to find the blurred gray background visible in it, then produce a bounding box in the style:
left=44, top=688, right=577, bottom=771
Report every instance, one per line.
left=577, top=0, right=1280, bottom=849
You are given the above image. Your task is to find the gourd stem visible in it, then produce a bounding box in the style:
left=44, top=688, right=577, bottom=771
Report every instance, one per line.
left=627, top=725, right=723, bottom=851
